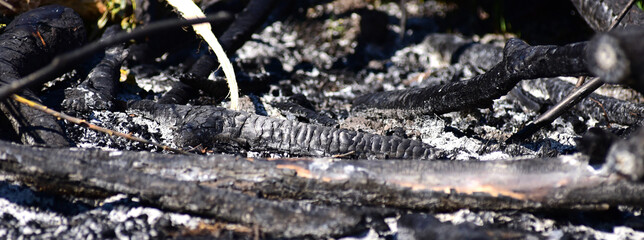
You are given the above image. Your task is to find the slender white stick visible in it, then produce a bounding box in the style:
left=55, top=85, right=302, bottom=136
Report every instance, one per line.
left=166, top=0, right=240, bottom=110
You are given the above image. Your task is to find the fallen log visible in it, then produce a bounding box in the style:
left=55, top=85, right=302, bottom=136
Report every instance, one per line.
left=0, top=141, right=366, bottom=239
left=2, top=134, right=644, bottom=214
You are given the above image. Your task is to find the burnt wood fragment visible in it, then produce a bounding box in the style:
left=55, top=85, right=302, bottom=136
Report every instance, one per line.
left=604, top=127, right=644, bottom=181
left=157, top=81, right=198, bottom=104
left=62, top=25, right=128, bottom=112
left=571, top=0, right=644, bottom=32
left=520, top=78, right=644, bottom=127
left=271, top=100, right=337, bottom=126
left=586, top=25, right=644, bottom=93
left=0, top=140, right=366, bottom=238
left=128, top=100, right=440, bottom=159
left=0, top=5, right=86, bottom=146
left=352, top=39, right=588, bottom=116
left=0, top=14, right=229, bottom=102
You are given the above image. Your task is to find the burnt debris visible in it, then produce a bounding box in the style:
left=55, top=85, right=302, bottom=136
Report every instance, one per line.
left=0, top=5, right=86, bottom=146
left=352, top=39, right=587, bottom=116
left=1, top=1, right=644, bottom=239
left=62, top=25, right=128, bottom=113
left=128, top=100, right=439, bottom=159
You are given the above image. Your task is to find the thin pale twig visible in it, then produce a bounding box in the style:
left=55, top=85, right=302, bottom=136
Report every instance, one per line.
left=11, top=94, right=189, bottom=154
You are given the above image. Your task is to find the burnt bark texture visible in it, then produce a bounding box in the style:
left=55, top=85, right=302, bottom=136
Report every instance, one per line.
left=0, top=140, right=366, bottom=239
left=271, top=100, right=337, bottom=126
left=571, top=0, right=644, bottom=32
left=586, top=25, right=644, bottom=93
left=352, top=39, right=588, bottom=116
left=0, top=5, right=85, bottom=146
left=128, top=100, right=440, bottom=159
left=62, top=25, right=128, bottom=112
left=3, top=138, right=644, bottom=226
left=520, top=78, right=644, bottom=126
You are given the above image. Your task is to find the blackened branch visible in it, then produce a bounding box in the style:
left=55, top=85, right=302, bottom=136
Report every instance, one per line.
left=352, top=39, right=588, bottom=116
left=128, top=100, right=440, bottom=159
left=62, top=25, right=128, bottom=112
left=0, top=5, right=86, bottom=146
left=570, top=0, right=644, bottom=32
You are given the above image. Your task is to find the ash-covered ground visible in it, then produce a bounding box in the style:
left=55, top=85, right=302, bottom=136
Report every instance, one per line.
left=2, top=0, right=644, bottom=239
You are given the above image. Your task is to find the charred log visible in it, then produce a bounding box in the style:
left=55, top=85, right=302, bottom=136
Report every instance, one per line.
left=0, top=140, right=366, bottom=239
left=352, top=39, right=588, bottom=116
left=0, top=5, right=86, bottom=146
left=128, top=100, right=440, bottom=159
left=62, top=25, right=128, bottom=112
left=586, top=25, right=644, bottom=93
left=3, top=138, right=644, bottom=215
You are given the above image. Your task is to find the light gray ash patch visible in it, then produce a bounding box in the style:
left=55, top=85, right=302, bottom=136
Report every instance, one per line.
left=435, top=209, right=644, bottom=240
left=0, top=181, right=209, bottom=239
left=67, top=110, right=175, bottom=151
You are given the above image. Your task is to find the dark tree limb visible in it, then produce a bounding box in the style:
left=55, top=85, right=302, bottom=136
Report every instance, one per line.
left=510, top=25, right=644, bottom=141
left=352, top=39, right=588, bottom=116
left=128, top=100, right=440, bottom=159
left=0, top=5, right=86, bottom=146
left=571, top=0, right=644, bottom=32
left=62, top=25, right=128, bottom=112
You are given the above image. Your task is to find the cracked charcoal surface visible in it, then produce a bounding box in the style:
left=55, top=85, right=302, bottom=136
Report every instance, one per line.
left=3, top=0, right=644, bottom=239
left=129, top=100, right=440, bottom=159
